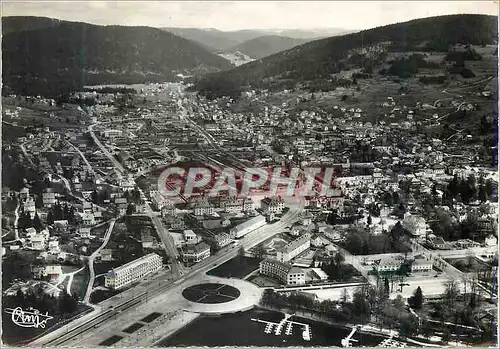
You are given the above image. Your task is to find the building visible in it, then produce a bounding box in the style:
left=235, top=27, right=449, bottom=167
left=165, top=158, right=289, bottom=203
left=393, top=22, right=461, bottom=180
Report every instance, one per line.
left=212, top=232, right=231, bottom=249
left=243, top=198, right=255, bottom=212
left=276, top=233, right=311, bottom=263
left=182, top=242, right=211, bottom=263
left=193, top=199, right=215, bottom=216
left=300, top=212, right=313, bottom=226
left=230, top=215, right=266, bottom=239
left=259, top=259, right=306, bottom=285
left=105, top=253, right=163, bottom=289
left=42, top=190, right=56, bottom=208
left=376, top=256, right=405, bottom=273
left=485, top=234, right=498, bottom=247
left=411, top=258, right=433, bottom=273
left=183, top=229, right=198, bottom=245
left=261, top=196, right=285, bottom=214
left=223, top=198, right=244, bottom=213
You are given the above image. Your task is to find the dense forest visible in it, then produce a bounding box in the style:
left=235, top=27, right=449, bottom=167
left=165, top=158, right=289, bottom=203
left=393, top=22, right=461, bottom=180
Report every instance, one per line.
left=192, top=14, right=497, bottom=99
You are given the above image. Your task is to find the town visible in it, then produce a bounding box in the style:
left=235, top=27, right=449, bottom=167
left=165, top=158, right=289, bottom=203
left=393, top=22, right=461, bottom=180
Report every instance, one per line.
left=1, top=7, right=498, bottom=349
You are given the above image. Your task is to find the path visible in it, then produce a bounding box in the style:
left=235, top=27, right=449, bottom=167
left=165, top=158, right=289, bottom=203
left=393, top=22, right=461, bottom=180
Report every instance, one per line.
left=83, top=219, right=116, bottom=304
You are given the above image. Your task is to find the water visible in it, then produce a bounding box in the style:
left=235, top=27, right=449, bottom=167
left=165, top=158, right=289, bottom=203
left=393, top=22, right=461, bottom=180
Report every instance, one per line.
left=158, top=308, right=387, bottom=347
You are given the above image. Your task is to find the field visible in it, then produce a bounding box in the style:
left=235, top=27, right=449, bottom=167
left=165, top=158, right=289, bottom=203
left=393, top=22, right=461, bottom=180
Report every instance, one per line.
left=445, top=257, right=491, bottom=273
left=207, top=256, right=262, bottom=279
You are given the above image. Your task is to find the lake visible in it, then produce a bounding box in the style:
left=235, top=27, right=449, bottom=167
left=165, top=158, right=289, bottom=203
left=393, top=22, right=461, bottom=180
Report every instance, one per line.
left=158, top=307, right=387, bottom=347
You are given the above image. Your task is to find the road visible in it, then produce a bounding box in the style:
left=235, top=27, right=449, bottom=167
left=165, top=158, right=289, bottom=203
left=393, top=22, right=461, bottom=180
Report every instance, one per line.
left=83, top=219, right=117, bottom=304
left=87, top=124, right=125, bottom=178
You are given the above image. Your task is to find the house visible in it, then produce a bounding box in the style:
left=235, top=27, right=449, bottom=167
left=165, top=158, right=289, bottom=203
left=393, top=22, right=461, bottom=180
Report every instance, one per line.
left=260, top=196, right=285, bottom=215
left=485, top=234, right=498, bottom=247
left=115, top=197, right=128, bottom=215
left=193, top=199, right=215, bottom=216
left=212, top=232, right=231, bottom=249
left=300, top=212, right=313, bottom=226
left=79, top=227, right=91, bottom=238
left=243, top=198, right=255, bottom=212
left=141, top=232, right=154, bottom=248
left=42, top=190, right=56, bottom=208
left=81, top=212, right=95, bottom=226
left=259, top=259, right=306, bottom=285
left=99, top=249, right=113, bottom=262
left=376, top=255, right=405, bottom=273
left=48, top=240, right=61, bottom=254
left=43, top=265, right=63, bottom=283
left=311, top=235, right=328, bottom=247
left=182, top=242, right=211, bottom=263
left=183, top=229, right=198, bottom=245
left=428, top=236, right=449, bottom=249
left=24, top=196, right=36, bottom=218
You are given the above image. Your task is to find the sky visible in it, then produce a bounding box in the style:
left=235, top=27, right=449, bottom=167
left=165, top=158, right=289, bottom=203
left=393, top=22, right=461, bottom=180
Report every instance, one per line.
left=1, top=1, right=498, bottom=31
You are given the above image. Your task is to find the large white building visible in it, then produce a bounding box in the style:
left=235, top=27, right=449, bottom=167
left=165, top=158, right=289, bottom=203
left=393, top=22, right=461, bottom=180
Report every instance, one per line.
left=276, top=233, right=311, bottom=263
left=230, top=215, right=266, bottom=239
left=105, top=253, right=162, bottom=289
left=259, top=259, right=306, bottom=286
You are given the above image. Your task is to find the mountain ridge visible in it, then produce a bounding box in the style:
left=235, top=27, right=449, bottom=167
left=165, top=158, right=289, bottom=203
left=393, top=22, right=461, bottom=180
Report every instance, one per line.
left=192, top=14, right=498, bottom=99
left=2, top=16, right=233, bottom=97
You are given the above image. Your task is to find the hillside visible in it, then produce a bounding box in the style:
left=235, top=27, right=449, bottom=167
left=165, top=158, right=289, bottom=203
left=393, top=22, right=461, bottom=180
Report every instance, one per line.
left=230, top=35, right=312, bottom=59
left=161, top=27, right=349, bottom=52
left=161, top=28, right=267, bottom=51
left=2, top=17, right=233, bottom=97
left=1, top=16, right=62, bottom=34
left=192, top=14, right=498, bottom=99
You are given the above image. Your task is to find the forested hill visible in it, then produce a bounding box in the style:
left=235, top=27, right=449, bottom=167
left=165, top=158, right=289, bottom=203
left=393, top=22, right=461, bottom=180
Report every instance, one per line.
left=192, top=14, right=498, bottom=99
left=230, top=35, right=312, bottom=59
left=1, top=16, right=62, bottom=34
left=2, top=17, right=233, bottom=97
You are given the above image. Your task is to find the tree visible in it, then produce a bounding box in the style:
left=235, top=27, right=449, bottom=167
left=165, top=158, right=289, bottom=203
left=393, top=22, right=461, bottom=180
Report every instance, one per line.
left=367, top=215, right=372, bottom=226
left=408, top=286, right=424, bottom=309
left=254, top=245, right=266, bottom=259
left=384, top=277, right=390, bottom=295
left=126, top=203, right=135, bottom=215
left=340, top=288, right=350, bottom=303
left=399, top=315, right=420, bottom=339
left=33, top=213, right=43, bottom=231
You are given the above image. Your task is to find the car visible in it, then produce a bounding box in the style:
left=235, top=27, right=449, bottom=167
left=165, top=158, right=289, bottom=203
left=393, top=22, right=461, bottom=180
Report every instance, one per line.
left=434, top=274, right=439, bottom=277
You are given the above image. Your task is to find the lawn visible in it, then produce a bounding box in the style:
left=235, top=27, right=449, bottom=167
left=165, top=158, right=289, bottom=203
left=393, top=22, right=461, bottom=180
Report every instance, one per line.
left=70, top=267, right=90, bottom=301
left=445, top=257, right=491, bottom=273
left=247, top=274, right=282, bottom=288
left=207, top=256, right=262, bottom=279
left=89, top=289, right=122, bottom=304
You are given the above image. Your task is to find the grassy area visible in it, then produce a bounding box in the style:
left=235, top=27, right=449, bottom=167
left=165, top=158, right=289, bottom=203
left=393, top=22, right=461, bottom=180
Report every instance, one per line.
left=70, top=267, right=90, bottom=301
left=445, top=257, right=491, bottom=273
left=247, top=274, right=282, bottom=288
left=207, top=256, right=262, bottom=279
left=89, top=289, right=123, bottom=304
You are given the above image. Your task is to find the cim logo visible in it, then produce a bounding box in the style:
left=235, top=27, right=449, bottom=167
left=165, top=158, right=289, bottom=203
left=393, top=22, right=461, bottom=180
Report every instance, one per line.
left=157, top=161, right=341, bottom=202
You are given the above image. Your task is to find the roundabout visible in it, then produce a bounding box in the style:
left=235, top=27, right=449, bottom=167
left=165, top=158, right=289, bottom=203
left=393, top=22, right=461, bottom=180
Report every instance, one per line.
left=182, top=283, right=241, bottom=304
left=181, top=277, right=263, bottom=315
